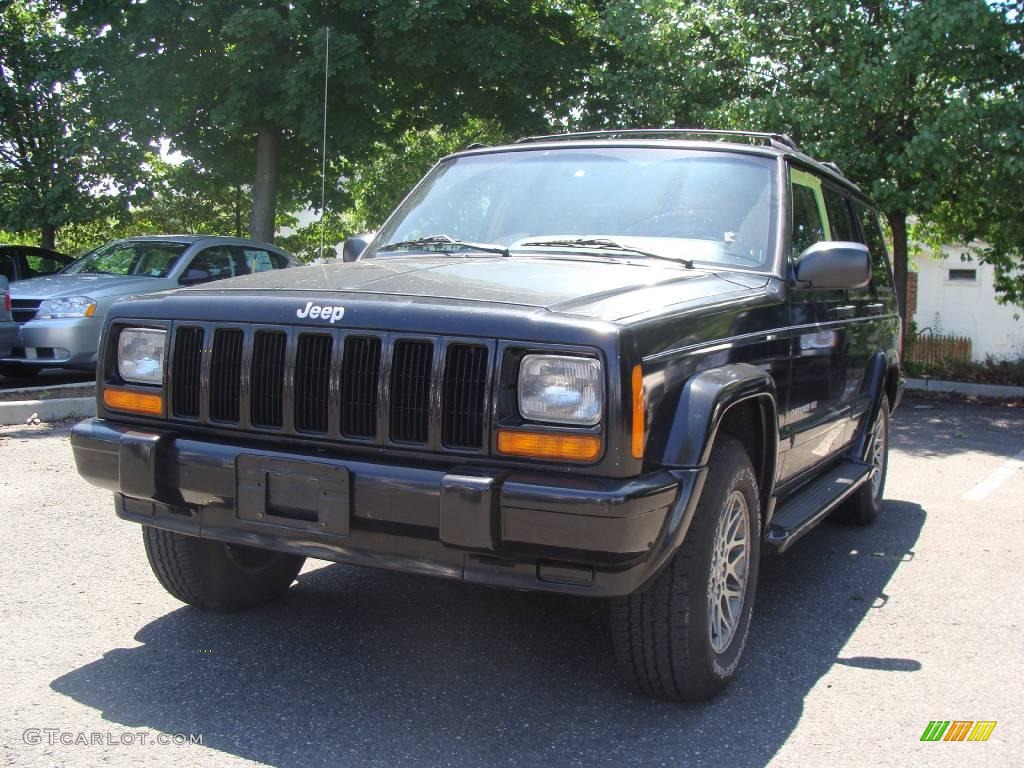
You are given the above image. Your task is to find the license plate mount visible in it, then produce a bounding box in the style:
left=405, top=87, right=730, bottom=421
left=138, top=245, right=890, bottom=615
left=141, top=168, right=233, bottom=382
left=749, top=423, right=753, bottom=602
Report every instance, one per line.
left=236, top=455, right=350, bottom=537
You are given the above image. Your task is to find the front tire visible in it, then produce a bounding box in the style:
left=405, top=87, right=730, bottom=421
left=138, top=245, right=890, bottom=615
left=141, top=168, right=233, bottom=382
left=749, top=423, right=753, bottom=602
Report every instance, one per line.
left=142, top=526, right=305, bottom=612
left=610, top=435, right=761, bottom=702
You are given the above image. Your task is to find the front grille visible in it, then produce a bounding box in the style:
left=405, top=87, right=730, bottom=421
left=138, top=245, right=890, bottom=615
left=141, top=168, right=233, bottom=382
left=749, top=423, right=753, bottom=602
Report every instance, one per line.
left=340, top=336, right=381, bottom=439
left=209, top=329, right=243, bottom=422
left=11, top=299, right=41, bottom=324
left=251, top=331, right=287, bottom=428
left=295, top=334, right=332, bottom=433
left=443, top=344, right=489, bottom=448
left=167, top=325, right=491, bottom=453
left=390, top=340, right=434, bottom=444
left=171, top=327, right=203, bottom=418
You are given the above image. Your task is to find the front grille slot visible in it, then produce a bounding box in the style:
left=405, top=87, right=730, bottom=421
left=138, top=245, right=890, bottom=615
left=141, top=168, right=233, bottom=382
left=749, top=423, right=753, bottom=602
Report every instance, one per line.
left=390, top=340, right=433, bottom=444
left=251, top=331, right=287, bottom=428
left=340, top=336, right=381, bottom=438
left=171, top=327, right=203, bottom=418
left=295, top=334, right=332, bottom=433
left=442, top=345, right=489, bottom=449
left=11, top=299, right=41, bottom=324
left=209, top=329, right=244, bottom=422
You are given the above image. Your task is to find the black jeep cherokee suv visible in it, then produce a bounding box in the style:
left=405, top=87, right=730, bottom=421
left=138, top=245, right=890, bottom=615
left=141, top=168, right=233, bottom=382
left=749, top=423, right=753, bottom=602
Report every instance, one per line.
left=72, top=129, right=903, bottom=702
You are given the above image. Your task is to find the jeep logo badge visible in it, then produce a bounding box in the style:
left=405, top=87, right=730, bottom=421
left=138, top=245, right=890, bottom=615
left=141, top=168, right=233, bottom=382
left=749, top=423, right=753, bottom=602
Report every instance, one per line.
left=296, top=301, right=345, bottom=324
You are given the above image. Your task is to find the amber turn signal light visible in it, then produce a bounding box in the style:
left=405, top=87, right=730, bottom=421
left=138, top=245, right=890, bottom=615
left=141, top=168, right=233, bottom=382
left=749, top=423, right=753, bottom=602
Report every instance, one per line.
left=103, top=387, right=163, bottom=417
left=631, top=364, right=645, bottom=460
left=497, top=430, right=601, bottom=462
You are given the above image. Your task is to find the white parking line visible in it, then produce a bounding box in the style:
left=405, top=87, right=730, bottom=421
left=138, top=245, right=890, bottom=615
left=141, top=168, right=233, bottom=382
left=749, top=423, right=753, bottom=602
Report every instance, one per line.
left=962, top=450, right=1024, bottom=501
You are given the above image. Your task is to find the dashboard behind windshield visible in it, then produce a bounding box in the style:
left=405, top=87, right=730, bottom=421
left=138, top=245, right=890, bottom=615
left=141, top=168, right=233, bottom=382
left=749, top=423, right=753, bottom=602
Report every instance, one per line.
left=368, top=147, right=778, bottom=270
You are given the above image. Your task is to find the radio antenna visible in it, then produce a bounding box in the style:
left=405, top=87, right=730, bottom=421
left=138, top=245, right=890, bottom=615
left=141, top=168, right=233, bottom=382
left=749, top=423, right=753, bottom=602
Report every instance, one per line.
left=319, top=27, right=329, bottom=262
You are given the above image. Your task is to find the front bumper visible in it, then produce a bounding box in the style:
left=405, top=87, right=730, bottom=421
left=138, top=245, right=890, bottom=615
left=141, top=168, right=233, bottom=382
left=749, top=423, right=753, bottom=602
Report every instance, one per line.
left=1, top=317, right=101, bottom=368
left=71, top=418, right=706, bottom=597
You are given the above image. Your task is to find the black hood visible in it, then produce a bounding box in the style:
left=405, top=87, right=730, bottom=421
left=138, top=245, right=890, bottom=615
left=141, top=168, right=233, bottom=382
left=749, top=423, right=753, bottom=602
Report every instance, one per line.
left=181, top=255, right=768, bottom=323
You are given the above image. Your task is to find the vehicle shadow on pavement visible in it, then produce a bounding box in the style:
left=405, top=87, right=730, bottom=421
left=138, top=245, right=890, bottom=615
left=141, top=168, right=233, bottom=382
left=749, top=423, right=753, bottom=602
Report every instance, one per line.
left=50, top=500, right=925, bottom=768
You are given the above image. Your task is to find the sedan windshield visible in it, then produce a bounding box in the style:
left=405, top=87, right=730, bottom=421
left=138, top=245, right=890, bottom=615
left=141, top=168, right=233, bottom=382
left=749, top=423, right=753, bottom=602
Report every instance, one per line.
left=367, top=147, right=778, bottom=269
left=63, top=241, right=188, bottom=278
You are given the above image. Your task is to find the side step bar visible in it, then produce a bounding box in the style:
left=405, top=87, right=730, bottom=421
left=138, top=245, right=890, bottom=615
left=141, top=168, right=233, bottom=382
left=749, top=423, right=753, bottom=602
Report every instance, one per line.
left=766, top=460, right=872, bottom=552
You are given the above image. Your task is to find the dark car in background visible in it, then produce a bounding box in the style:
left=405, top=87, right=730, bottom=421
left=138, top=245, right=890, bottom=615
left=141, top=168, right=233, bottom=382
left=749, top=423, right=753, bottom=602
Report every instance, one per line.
left=0, top=244, right=74, bottom=284
left=1, top=236, right=296, bottom=378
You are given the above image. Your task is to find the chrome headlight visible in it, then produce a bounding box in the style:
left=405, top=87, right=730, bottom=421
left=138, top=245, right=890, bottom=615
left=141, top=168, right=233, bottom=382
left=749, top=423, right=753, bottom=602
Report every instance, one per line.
left=117, top=328, right=166, bottom=385
left=518, top=354, right=603, bottom=426
left=36, top=296, right=97, bottom=319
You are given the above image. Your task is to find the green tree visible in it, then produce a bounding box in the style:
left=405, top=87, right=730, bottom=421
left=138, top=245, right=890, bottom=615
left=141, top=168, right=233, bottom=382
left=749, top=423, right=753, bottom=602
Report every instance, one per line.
left=0, top=0, right=146, bottom=248
left=580, top=0, right=1024, bottom=311
left=725, top=0, right=1024, bottom=314
left=69, top=0, right=595, bottom=244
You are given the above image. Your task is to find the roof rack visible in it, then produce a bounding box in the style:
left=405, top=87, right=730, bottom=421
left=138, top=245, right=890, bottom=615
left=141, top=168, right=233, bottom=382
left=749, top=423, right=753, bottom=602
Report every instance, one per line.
left=514, top=128, right=800, bottom=152
left=820, top=160, right=847, bottom=178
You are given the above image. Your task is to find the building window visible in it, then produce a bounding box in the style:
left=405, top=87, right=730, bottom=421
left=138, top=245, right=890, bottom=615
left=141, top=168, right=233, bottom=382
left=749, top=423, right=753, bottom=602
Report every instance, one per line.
left=948, top=268, right=977, bottom=282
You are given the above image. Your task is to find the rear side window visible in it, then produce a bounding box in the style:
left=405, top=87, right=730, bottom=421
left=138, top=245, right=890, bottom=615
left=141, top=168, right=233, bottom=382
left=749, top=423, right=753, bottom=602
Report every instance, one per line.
left=235, top=247, right=287, bottom=272
left=823, top=187, right=856, bottom=241
left=852, top=202, right=894, bottom=293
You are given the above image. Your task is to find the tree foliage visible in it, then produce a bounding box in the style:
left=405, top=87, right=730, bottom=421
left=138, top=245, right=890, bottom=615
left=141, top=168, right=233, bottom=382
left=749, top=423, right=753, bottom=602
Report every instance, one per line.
left=585, top=0, right=1024, bottom=311
left=67, top=0, right=595, bottom=243
left=0, top=0, right=146, bottom=247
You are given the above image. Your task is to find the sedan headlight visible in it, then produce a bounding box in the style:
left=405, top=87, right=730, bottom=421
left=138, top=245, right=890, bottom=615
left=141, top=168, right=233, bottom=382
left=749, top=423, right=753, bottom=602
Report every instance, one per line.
left=36, top=296, right=97, bottom=319
left=118, top=328, right=167, bottom=385
left=518, top=354, right=603, bottom=426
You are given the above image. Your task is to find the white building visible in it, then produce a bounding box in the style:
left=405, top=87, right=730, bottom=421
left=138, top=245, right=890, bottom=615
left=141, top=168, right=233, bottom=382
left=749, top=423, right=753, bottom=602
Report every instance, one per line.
left=910, top=244, right=1024, bottom=362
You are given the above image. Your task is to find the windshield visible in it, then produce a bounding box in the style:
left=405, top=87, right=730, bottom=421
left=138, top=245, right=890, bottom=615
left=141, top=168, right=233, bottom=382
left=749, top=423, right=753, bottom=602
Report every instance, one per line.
left=62, top=241, right=188, bottom=278
left=367, top=147, right=778, bottom=269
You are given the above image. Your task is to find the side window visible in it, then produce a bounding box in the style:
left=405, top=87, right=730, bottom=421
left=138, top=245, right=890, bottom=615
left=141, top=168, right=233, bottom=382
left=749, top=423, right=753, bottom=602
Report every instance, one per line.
left=823, top=187, right=855, bottom=241
left=24, top=253, right=63, bottom=277
left=852, top=202, right=894, bottom=294
left=235, top=247, right=283, bottom=273
left=790, top=171, right=828, bottom=257
left=185, top=246, right=239, bottom=283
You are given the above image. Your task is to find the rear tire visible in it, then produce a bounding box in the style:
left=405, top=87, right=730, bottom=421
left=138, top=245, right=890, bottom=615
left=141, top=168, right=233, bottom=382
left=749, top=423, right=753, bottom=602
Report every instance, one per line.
left=142, top=526, right=305, bottom=612
left=840, top=394, right=890, bottom=526
left=610, top=435, right=761, bottom=702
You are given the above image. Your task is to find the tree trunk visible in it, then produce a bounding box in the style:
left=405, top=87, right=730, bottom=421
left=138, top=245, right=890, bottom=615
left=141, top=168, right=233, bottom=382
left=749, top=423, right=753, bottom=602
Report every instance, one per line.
left=250, top=127, right=280, bottom=243
left=40, top=224, right=56, bottom=250
left=234, top=185, right=243, bottom=238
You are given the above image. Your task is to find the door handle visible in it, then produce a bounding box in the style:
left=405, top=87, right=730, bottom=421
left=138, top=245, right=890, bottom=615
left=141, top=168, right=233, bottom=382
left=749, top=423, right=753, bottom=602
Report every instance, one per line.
left=828, top=305, right=856, bottom=320
left=861, top=303, right=885, bottom=316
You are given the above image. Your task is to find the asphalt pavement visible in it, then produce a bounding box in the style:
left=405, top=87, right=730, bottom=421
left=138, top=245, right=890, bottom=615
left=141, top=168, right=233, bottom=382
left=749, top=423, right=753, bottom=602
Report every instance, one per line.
left=1, top=395, right=1021, bottom=768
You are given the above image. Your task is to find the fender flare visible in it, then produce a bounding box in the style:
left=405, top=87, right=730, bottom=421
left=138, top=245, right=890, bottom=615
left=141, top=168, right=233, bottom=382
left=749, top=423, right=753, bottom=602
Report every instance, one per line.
left=849, top=351, right=892, bottom=461
left=657, top=363, right=779, bottom=496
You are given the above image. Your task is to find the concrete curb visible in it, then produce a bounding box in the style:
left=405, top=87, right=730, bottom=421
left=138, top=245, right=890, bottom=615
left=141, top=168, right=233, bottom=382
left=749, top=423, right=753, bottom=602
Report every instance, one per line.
left=906, top=377, right=1024, bottom=399
left=0, top=396, right=96, bottom=426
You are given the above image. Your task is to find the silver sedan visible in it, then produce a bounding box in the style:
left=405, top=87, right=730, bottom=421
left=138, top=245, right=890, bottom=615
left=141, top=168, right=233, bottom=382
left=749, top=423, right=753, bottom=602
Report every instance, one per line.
left=1, top=235, right=296, bottom=378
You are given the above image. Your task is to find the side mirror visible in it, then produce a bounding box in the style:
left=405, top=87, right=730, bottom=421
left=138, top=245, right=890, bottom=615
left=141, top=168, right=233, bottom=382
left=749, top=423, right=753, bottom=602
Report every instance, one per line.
left=342, top=233, right=374, bottom=263
left=794, top=241, right=871, bottom=290
left=180, top=268, right=211, bottom=286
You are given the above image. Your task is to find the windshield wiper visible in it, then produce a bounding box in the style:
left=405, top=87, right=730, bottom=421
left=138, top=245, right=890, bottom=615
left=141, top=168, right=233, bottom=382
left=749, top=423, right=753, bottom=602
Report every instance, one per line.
left=378, top=234, right=510, bottom=258
left=521, top=237, right=694, bottom=269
